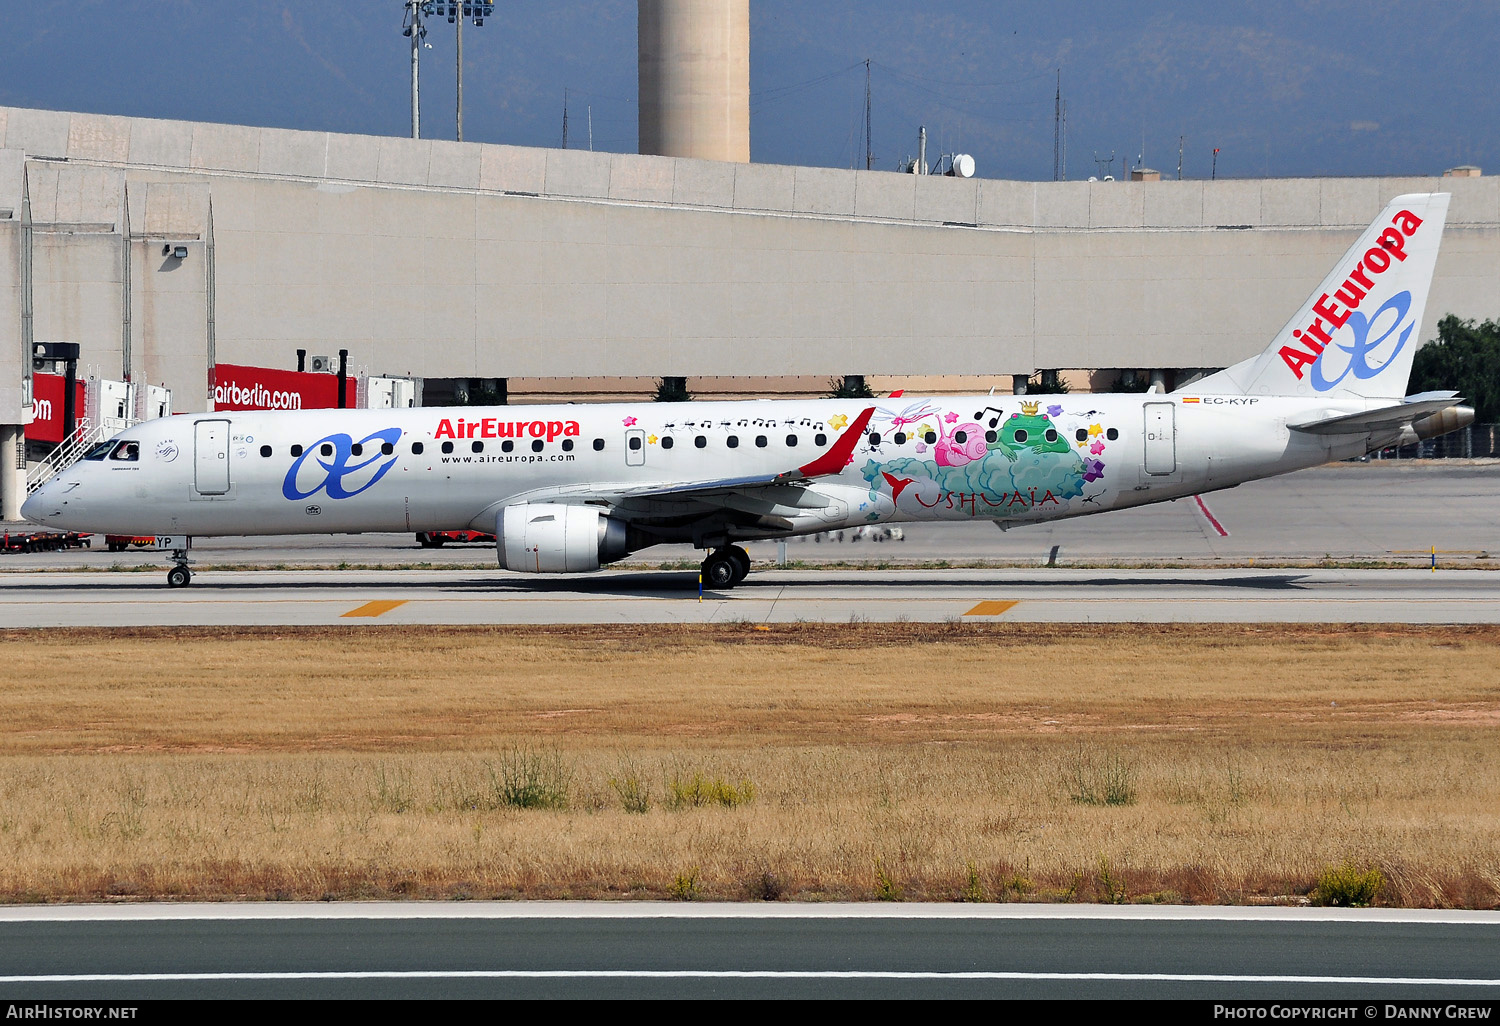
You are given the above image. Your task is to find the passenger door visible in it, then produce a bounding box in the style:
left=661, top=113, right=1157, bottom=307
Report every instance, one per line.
left=193, top=419, right=231, bottom=495
left=1143, top=403, right=1176, bottom=476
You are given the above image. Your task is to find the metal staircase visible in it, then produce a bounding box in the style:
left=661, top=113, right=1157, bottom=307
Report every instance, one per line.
left=25, top=418, right=105, bottom=494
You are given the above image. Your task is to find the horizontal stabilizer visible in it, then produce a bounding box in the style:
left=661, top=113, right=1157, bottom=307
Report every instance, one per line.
left=1288, top=396, right=1464, bottom=435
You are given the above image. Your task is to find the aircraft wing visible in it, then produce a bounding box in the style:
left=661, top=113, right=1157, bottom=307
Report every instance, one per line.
left=1288, top=393, right=1463, bottom=435
left=492, top=406, right=875, bottom=512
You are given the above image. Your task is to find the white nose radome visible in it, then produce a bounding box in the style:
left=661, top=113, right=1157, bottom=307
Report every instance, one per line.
left=20, top=485, right=49, bottom=524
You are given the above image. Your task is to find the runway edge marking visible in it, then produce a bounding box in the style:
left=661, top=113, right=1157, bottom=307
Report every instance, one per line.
left=1, top=902, right=1498, bottom=924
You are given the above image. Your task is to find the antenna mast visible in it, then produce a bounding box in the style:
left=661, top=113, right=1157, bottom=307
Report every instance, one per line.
left=562, top=88, right=569, bottom=149
left=1052, top=69, right=1061, bottom=181
left=864, top=58, right=873, bottom=170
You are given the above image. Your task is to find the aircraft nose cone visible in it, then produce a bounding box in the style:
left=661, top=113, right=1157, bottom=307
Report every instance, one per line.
left=19, top=486, right=47, bottom=524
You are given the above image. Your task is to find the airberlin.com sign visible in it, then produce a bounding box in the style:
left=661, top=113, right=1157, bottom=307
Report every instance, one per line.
left=212, top=364, right=341, bottom=411
left=26, top=374, right=88, bottom=443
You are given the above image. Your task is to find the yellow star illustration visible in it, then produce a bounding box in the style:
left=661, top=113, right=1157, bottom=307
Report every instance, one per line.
left=1087, top=423, right=1103, bottom=438
left=647, top=434, right=658, bottom=444
left=828, top=414, right=849, bottom=430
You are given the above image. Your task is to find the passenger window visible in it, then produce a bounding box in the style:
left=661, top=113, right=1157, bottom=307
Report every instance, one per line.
left=593, top=438, right=605, bottom=451
left=1014, top=429, right=1029, bottom=443
left=1106, top=428, right=1119, bottom=440
left=695, top=436, right=707, bottom=448
left=412, top=442, right=424, bottom=455
left=954, top=431, right=967, bottom=444
left=291, top=444, right=304, bottom=457
left=815, top=433, right=827, bottom=446
left=868, top=432, right=881, bottom=446
left=259, top=445, right=272, bottom=458
left=629, top=436, right=642, bottom=451
left=532, top=439, right=543, bottom=452
left=662, top=436, right=674, bottom=449
left=785, top=434, right=798, bottom=447
left=985, top=430, right=997, bottom=443
left=320, top=443, right=334, bottom=457
left=351, top=443, right=363, bottom=457
left=381, top=442, right=394, bottom=455
left=502, top=440, right=514, bottom=453
left=894, top=432, right=907, bottom=445
left=924, top=431, right=936, bottom=444
left=472, top=441, right=484, bottom=453
left=727, top=436, right=739, bottom=448
left=562, top=438, right=574, bottom=452
left=755, top=435, right=767, bottom=448
left=1044, top=429, right=1058, bottom=443
left=1076, top=428, right=1089, bottom=442
left=441, top=441, right=454, bottom=454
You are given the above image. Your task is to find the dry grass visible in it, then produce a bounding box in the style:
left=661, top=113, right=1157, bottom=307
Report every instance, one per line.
left=0, top=623, right=1497, bottom=906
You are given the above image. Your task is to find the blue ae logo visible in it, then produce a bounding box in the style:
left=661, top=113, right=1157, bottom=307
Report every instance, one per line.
left=1309, top=290, right=1415, bottom=392
left=282, top=428, right=402, bottom=501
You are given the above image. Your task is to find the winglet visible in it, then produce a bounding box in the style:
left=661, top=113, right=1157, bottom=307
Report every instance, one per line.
left=795, top=406, right=874, bottom=478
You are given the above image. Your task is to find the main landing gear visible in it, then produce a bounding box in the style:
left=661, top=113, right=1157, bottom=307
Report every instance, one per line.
left=701, top=545, right=751, bottom=589
left=166, top=548, right=193, bottom=588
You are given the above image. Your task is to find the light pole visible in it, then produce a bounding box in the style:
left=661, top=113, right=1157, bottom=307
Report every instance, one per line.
left=405, top=3, right=495, bottom=142
left=401, top=1, right=428, bottom=139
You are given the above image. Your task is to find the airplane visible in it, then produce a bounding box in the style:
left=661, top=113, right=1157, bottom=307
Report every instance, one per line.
left=23, top=192, right=1472, bottom=589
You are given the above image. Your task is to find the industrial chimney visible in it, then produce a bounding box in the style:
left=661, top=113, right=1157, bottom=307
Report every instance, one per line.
left=638, top=0, right=750, bottom=163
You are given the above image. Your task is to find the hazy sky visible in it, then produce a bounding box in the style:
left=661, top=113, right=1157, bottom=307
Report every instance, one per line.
left=3, top=1, right=1495, bottom=181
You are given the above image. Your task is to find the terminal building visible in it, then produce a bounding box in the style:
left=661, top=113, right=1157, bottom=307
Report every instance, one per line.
left=1, top=4, right=1497, bottom=519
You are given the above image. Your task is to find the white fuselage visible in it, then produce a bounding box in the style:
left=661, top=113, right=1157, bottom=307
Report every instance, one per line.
left=24, top=392, right=1388, bottom=547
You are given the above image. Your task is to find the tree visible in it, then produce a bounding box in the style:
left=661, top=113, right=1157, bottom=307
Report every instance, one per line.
left=653, top=376, right=692, bottom=402
left=1409, top=316, right=1500, bottom=423
left=826, top=375, right=875, bottom=399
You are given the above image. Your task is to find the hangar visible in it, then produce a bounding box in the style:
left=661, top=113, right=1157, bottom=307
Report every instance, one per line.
left=1, top=101, right=1497, bottom=518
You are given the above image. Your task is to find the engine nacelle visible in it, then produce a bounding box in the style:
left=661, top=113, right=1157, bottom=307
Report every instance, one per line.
left=1403, top=405, right=1476, bottom=444
left=495, top=503, right=631, bottom=573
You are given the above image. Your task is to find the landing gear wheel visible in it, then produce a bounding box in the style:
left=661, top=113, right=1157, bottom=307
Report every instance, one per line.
left=701, top=550, right=740, bottom=589
left=166, top=565, right=192, bottom=588
left=727, top=545, right=751, bottom=584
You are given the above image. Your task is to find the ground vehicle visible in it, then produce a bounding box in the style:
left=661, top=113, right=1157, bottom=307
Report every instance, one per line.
left=105, top=535, right=156, bottom=552
left=1, top=531, right=91, bottom=553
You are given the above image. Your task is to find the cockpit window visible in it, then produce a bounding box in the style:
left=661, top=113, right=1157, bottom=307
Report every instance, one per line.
left=109, top=440, right=140, bottom=462
left=82, top=441, right=115, bottom=461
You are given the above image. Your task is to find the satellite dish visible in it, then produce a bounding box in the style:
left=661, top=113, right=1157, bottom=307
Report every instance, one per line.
left=1088, top=176, right=1098, bottom=182
left=1103, top=175, right=1115, bottom=182
left=948, top=153, right=975, bottom=178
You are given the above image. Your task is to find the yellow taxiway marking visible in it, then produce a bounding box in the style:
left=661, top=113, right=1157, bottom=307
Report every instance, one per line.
left=963, top=600, right=1019, bottom=617
left=342, top=600, right=408, bottom=618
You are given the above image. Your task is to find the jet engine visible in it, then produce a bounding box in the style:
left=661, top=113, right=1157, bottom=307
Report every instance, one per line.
left=495, top=503, right=632, bottom=573
left=1403, top=405, right=1476, bottom=445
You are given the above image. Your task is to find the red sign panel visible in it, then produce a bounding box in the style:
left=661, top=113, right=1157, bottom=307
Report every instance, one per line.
left=26, top=374, right=88, bottom=444
left=212, top=364, right=342, bottom=411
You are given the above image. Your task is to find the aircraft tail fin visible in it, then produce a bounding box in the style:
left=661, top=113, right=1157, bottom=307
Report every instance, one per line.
left=1183, top=192, right=1449, bottom=400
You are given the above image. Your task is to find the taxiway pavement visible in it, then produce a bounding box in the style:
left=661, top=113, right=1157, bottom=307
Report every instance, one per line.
left=0, top=567, right=1497, bottom=627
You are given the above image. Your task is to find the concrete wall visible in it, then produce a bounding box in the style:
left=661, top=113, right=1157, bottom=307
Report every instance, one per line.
left=2, top=105, right=1498, bottom=411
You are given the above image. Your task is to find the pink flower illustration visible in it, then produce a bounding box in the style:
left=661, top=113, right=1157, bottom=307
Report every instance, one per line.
left=943, top=411, right=959, bottom=423
left=1090, top=440, right=1106, bottom=455
left=622, top=416, right=637, bottom=427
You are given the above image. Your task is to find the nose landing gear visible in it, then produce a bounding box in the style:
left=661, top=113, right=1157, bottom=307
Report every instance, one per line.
left=166, top=546, right=193, bottom=588
left=701, top=545, right=751, bottom=589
